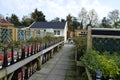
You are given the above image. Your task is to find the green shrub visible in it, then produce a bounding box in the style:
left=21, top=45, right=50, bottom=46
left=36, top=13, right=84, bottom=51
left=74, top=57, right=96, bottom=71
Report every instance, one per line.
left=81, top=50, right=120, bottom=79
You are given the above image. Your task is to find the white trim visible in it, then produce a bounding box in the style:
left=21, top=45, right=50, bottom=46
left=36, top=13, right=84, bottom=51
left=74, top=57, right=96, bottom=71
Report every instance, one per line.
left=28, top=21, right=36, bottom=28
left=64, top=22, right=67, bottom=42
left=92, top=28, right=120, bottom=31
left=92, top=35, right=120, bottom=39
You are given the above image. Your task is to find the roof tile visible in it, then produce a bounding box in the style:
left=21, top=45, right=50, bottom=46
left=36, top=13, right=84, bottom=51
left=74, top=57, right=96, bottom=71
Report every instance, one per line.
left=30, top=22, right=66, bottom=29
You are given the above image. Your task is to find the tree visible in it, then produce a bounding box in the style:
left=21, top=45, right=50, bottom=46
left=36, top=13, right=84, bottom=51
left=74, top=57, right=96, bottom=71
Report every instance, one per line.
left=9, top=14, right=20, bottom=26
left=31, top=8, right=46, bottom=21
left=66, top=14, right=73, bottom=31
left=61, top=18, right=66, bottom=22
left=21, top=16, right=34, bottom=27
left=72, top=17, right=80, bottom=30
left=108, top=9, right=120, bottom=28
left=50, top=17, right=60, bottom=22
left=87, top=9, right=98, bottom=27
left=78, top=8, right=88, bottom=29
left=101, top=17, right=112, bottom=28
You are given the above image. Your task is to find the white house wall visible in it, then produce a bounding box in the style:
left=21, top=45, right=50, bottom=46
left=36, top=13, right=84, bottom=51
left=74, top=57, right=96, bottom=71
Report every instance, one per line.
left=64, top=22, right=68, bottom=42
left=53, top=29, right=64, bottom=37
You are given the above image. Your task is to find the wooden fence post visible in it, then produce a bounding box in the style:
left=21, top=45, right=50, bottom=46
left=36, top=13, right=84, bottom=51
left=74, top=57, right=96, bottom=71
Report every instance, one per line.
left=12, top=28, right=15, bottom=41
left=15, top=28, right=18, bottom=42
left=37, top=56, right=41, bottom=70
left=8, top=72, right=14, bottom=80
left=25, top=30, right=28, bottom=41
left=87, top=26, right=92, bottom=51
left=34, top=30, right=36, bottom=39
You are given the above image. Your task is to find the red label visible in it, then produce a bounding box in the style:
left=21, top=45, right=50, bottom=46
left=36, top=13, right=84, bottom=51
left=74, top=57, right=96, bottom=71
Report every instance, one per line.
left=7, top=52, right=12, bottom=58
left=25, top=47, right=28, bottom=53
left=18, top=73, right=21, bottom=80
left=0, top=55, right=4, bottom=61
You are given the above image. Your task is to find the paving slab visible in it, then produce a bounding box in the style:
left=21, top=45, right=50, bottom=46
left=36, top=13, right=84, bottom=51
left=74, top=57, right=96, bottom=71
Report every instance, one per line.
left=29, top=44, right=76, bottom=80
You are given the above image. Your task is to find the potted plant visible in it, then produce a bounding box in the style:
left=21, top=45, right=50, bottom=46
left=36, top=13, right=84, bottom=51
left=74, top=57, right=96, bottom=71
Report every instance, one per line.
left=7, top=48, right=12, bottom=65
left=25, top=45, right=28, bottom=58
left=27, top=65, right=31, bottom=78
left=11, top=41, right=22, bottom=63
left=22, top=66, right=25, bottom=80
left=13, top=48, right=18, bottom=62
left=28, top=45, right=32, bottom=56
left=18, top=72, right=22, bottom=80
left=81, top=50, right=120, bottom=79
left=18, top=46, right=22, bottom=60
left=0, top=49, right=4, bottom=69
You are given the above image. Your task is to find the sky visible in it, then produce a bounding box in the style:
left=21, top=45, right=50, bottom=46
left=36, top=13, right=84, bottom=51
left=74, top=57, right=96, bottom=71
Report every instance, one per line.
left=0, top=0, right=120, bottom=21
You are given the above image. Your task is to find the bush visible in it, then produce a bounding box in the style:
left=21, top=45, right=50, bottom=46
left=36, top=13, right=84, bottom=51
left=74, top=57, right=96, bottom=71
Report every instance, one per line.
left=74, top=37, right=87, bottom=60
left=81, top=50, right=120, bottom=79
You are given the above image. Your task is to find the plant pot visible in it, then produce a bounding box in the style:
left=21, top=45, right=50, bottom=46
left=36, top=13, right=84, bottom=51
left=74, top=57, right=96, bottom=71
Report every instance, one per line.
left=13, top=48, right=18, bottom=62
left=32, top=45, right=35, bottom=54
left=34, top=62, right=37, bottom=72
left=38, top=43, right=40, bottom=52
left=7, top=49, right=12, bottom=66
left=32, top=61, right=37, bottom=73
left=18, top=72, right=22, bottom=80
left=0, top=51, right=4, bottom=69
left=28, top=46, right=31, bottom=56
left=25, top=47, right=28, bottom=58
left=35, top=44, right=38, bottom=53
left=28, top=66, right=31, bottom=78
left=96, top=70, right=102, bottom=79
left=40, top=43, right=43, bottom=50
left=18, top=48, right=22, bottom=60
left=30, top=63, right=33, bottom=75
left=22, top=67, right=25, bottom=80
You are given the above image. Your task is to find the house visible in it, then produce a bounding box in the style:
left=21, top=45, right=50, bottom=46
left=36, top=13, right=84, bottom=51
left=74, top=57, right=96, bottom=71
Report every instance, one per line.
left=75, top=29, right=88, bottom=37
left=29, top=22, right=68, bottom=42
left=0, top=19, right=14, bottom=28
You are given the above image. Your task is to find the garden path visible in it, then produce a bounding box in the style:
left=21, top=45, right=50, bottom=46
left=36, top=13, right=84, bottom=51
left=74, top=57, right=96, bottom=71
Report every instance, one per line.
left=29, top=44, right=76, bottom=80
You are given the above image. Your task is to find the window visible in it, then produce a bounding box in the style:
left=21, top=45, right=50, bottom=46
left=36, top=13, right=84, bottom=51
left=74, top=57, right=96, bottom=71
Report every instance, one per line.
left=57, top=30, right=60, bottom=35
left=54, top=30, right=56, bottom=35
left=54, top=30, right=60, bottom=35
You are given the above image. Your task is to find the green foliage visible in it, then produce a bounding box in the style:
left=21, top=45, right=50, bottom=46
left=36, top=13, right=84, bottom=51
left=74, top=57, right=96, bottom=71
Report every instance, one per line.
left=101, top=17, right=112, bottom=28
left=9, top=14, right=20, bottom=26
left=108, top=9, right=120, bottom=28
left=50, top=17, right=60, bottom=22
left=31, top=8, right=46, bottom=22
left=74, top=36, right=87, bottom=53
left=21, top=16, right=34, bottom=26
left=81, top=50, right=120, bottom=79
left=66, top=14, right=72, bottom=31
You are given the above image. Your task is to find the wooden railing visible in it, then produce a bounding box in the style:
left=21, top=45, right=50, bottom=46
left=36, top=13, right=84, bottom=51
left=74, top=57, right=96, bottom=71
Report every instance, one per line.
left=0, top=39, right=64, bottom=80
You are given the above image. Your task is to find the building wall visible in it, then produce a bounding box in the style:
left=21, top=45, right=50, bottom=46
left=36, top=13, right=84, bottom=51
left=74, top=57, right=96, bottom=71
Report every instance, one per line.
left=64, top=22, right=68, bottom=42
left=53, top=29, right=64, bottom=37
left=29, top=22, right=68, bottom=42
left=75, top=29, right=88, bottom=37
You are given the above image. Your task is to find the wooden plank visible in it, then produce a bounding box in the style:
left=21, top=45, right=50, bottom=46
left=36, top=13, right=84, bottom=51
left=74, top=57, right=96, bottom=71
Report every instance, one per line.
left=0, top=68, right=6, bottom=79
left=76, top=61, right=84, bottom=67
left=92, top=35, right=120, bottom=39
left=85, top=67, right=92, bottom=80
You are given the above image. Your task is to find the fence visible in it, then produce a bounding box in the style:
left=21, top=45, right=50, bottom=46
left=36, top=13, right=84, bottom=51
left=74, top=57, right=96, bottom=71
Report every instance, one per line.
left=87, top=26, right=120, bottom=53
left=0, top=28, right=54, bottom=43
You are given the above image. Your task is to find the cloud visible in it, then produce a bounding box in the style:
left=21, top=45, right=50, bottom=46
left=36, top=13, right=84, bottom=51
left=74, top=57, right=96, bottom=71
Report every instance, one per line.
left=80, top=0, right=112, bottom=19
left=0, top=0, right=116, bottom=21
